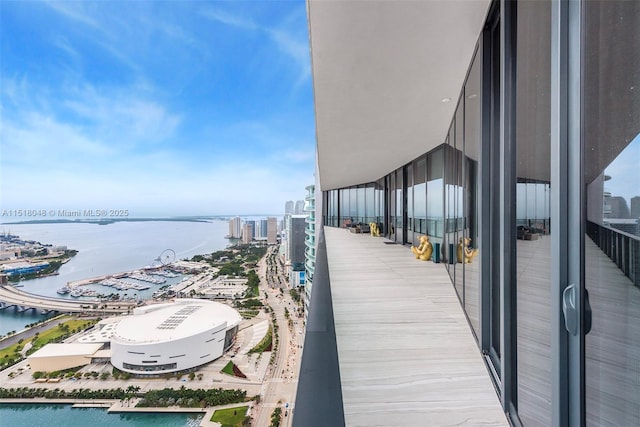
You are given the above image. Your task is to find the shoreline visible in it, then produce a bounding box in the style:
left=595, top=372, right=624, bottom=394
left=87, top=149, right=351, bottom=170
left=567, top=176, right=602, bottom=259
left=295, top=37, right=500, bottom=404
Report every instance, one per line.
left=0, top=397, right=205, bottom=412
left=0, top=398, right=251, bottom=426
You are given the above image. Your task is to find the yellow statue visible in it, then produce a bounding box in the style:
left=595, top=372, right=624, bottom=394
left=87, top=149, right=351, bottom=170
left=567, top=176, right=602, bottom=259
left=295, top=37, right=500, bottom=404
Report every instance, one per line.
left=411, top=235, right=433, bottom=261
left=369, top=222, right=380, bottom=237
left=457, top=237, right=479, bottom=263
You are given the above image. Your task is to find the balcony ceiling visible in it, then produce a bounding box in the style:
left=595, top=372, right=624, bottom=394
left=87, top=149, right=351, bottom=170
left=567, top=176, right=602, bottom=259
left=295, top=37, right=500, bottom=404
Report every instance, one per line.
left=308, top=0, right=491, bottom=190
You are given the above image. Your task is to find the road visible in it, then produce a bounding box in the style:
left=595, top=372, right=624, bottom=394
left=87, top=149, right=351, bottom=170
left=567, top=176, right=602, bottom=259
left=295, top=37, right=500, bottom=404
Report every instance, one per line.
left=252, top=245, right=304, bottom=427
left=0, top=285, right=136, bottom=314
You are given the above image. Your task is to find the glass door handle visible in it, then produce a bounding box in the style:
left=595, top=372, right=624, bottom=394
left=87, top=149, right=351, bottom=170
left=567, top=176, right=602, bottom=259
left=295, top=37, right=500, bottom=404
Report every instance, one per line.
left=562, top=283, right=579, bottom=336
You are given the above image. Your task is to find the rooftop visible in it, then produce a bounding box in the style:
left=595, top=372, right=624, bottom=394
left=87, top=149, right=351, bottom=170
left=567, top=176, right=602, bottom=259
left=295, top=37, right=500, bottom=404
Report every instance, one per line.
left=112, top=299, right=241, bottom=344
left=28, top=343, right=103, bottom=359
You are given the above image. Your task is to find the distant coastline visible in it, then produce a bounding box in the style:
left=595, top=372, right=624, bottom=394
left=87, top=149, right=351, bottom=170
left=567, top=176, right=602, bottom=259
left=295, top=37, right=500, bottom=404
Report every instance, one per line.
left=0, top=217, right=218, bottom=226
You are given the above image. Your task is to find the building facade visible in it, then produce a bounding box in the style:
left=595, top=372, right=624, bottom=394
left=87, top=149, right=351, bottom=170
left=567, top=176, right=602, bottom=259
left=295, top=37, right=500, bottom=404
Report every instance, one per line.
left=110, top=300, right=241, bottom=375
left=267, top=217, right=278, bottom=244
left=228, top=217, right=242, bottom=239
left=285, top=200, right=294, bottom=215
left=287, top=215, right=307, bottom=269
left=297, top=1, right=640, bottom=426
left=258, top=219, right=269, bottom=238
left=242, top=223, right=253, bottom=244
left=303, top=185, right=316, bottom=320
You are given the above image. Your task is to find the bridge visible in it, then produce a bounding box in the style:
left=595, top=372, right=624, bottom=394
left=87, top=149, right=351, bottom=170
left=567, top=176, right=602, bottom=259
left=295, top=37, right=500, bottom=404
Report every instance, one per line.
left=0, top=285, right=137, bottom=315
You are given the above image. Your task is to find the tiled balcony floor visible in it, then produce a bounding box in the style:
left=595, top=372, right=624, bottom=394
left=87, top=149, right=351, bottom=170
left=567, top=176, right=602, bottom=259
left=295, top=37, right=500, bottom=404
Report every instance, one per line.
left=324, top=227, right=508, bottom=426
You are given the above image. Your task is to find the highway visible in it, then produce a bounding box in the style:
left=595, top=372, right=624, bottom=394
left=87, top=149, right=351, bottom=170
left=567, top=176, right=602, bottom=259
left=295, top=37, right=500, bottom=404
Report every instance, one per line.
left=0, top=285, right=137, bottom=314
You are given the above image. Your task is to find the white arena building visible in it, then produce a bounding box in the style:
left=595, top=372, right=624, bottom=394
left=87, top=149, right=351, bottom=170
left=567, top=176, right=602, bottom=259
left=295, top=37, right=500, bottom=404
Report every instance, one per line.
left=107, top=299, right=242, bottom=374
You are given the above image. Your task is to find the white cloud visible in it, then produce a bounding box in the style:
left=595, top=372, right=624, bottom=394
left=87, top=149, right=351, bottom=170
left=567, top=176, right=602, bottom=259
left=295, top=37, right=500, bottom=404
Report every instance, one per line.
left=266, top=28, right=311, bottom=85
left=200, top=7, right=310, bottom=86
left=51, top=35, right=80, bottom=60
left=1, top=3, right=315, bottom=217
left=44, top=1, right=103, bottom=30
left=200, top=8, right=258, bottom=31
left=281, top=148, right=315, bottom=163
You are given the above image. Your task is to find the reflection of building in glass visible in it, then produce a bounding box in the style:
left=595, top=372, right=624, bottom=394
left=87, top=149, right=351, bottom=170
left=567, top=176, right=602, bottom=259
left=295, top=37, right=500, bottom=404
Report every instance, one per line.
left=296, top=2, right=640, bottom=427
left=631, top=196, right=640, bottom=220
left=608, top=196, right=630, bottom=219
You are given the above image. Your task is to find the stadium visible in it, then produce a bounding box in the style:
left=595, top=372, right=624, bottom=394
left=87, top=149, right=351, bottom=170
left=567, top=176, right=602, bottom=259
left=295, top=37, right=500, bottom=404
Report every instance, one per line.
left=108, top=299, right=242, bottom=374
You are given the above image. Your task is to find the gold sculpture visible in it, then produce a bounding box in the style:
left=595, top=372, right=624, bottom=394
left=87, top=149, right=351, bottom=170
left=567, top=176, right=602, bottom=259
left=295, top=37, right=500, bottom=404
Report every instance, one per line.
left=369, top=222, right=380, bottom=237
left=411, top=235, right=433, bottom=261
left=457, top=237, right=479, bottom=263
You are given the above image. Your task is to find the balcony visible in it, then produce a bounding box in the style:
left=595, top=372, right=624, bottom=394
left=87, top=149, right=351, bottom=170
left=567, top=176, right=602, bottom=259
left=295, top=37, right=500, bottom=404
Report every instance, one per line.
left=295, top=227, right=508, bottom=426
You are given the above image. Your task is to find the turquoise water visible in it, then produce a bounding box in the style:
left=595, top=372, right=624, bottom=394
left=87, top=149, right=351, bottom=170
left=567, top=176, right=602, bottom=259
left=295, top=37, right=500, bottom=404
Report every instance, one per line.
left=0, top=404, right=203, bottom=426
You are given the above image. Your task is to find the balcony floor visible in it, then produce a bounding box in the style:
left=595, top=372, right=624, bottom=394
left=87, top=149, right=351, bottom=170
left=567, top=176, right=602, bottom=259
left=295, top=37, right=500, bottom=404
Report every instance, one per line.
left=324, top=227, right=508, bottom=426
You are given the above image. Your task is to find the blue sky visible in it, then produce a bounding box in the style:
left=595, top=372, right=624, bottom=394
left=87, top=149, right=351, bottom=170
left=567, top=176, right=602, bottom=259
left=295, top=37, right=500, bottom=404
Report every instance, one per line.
left=0, top=0, right=315, bottom=218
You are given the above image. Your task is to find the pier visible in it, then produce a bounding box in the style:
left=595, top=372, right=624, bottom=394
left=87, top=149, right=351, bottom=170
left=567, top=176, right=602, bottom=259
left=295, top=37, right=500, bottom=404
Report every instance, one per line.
left=65, top=268, right=174, bottom=288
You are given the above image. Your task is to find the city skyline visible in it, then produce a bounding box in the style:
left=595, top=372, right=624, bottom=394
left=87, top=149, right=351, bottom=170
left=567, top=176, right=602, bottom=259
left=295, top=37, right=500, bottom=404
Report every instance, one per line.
left=0, top=1, right=315, bottom=217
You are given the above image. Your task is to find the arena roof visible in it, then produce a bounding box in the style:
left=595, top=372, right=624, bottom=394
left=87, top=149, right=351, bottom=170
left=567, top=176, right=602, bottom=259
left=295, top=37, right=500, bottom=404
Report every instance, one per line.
left=28, top=343, right=103, bottom=359
left=112, top=299, right=242, bottom=344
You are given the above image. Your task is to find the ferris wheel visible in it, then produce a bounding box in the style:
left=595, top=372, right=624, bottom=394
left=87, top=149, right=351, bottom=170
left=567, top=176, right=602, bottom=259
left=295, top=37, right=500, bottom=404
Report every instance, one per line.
left=159, top=249, right=176, bottom=266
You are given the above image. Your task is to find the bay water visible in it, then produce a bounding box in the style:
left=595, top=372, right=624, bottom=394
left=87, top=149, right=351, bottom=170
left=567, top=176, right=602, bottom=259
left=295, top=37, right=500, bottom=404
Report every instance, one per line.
left=0, top=220, right=230, bottom=334
left=0, top=404, right=203, bottom=426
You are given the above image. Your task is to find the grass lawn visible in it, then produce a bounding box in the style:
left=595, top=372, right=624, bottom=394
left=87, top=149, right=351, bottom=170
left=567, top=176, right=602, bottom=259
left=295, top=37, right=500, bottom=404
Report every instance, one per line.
left=0, top=343, right=24, bottom=363
left=1, top=317, right=95, bottom=360
left=210, top=406, right=248, bottom=426
left=248, top=326, right=272, bottom=354
left=28, top=319, right=96, bottom=354
left=30, top=319, right=90, bottom=346
left=221, top=361, right=235, bottom=376
left=1, top=316, right=76, bottom=368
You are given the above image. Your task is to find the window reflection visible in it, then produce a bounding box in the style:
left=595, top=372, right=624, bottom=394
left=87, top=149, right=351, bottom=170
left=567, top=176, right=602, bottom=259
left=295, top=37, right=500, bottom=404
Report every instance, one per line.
left=516, top=181, right=550, bottom=236
left=583, top=3, right=639, bottom=426
left=414, top=157, right=427, bottom=240
left=427, top=147, right=444, bottom=244
left=515, top=1, right=552, bottom=424
left=464, top=44, right=481, bottom=336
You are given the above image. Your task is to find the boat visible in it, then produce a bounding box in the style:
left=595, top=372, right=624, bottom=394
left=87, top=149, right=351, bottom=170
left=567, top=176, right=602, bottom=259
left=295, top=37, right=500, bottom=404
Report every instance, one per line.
left=57, top=286, right=71, bottom=295
left=70, top=289, right=82, bottom=298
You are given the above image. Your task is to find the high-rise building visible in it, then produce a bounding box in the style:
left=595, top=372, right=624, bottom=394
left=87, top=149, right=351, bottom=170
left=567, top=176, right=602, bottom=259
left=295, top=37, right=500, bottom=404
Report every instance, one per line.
left=631, top=196, right=640, bottom=220
left=285, top=201, right=294, bottom=214
left=266, top=217, right=278, bottom=244
left=304, top=185, right=316, bottom=320
left=242, top=223, right=253, bottom=244
left=259, top=219, right=268, bottom=238
left=296, top=2, right=640, bottom=426
left=609, top=196, right=630, bottom=218
left=294, top=200, right=305, bottom=214
left=287, top=215, right=306, bottom=269
left=227, top=217, right=242, bottom=239
left=245, top=220, right=256, bottom=239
